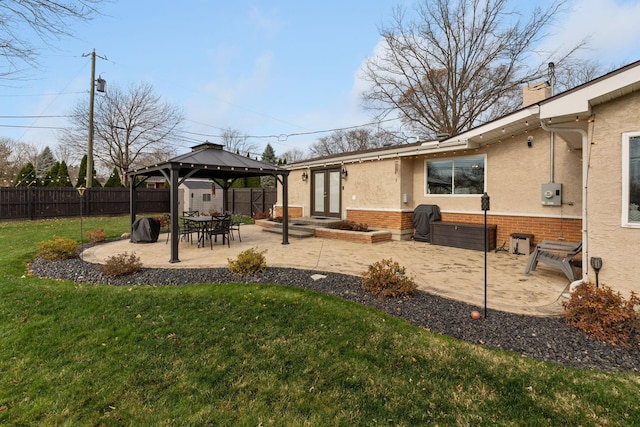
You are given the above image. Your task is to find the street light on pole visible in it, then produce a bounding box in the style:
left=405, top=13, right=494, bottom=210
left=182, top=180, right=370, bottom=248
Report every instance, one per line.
left=82, top=49, right=107, bottom=188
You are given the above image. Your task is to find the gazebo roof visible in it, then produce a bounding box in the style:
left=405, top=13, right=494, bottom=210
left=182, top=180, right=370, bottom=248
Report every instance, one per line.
left=127, top=142, right=288, bottom=181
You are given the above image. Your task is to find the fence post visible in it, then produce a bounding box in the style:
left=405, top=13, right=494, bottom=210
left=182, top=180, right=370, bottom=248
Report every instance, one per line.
left=27, top=187, right=34, bottom=220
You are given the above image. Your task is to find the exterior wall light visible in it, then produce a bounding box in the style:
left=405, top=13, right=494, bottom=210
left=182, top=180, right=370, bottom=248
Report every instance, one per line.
left=341, top=167, right=348, bottom=179
left=301, top=171, right=308, bottom=181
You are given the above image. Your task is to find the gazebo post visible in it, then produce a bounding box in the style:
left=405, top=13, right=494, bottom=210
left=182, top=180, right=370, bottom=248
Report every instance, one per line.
left=169, top=166, right=180, bottom=263
left=129, top=175, right=137, bottom=229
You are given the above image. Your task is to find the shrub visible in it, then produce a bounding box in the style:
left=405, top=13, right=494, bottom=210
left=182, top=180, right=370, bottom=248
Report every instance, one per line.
left=332, top=220, right=369, bottom=232
left=37, top=237, right=79, bottom=261
left=563, top=283, right=640, bottom=347
left=361, top=258, right=417, bottom=298
left=254, top=211, right=271, bottom=220
left=228, top=248, right=267, bottom=277
left=84, top=228, right=106, bottom=243
left=99, top=252, right=143, bottom=276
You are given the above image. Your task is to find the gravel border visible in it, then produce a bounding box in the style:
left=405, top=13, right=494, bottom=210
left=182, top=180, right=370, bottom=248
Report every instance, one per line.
left=28, top=256, right=640, bottom=373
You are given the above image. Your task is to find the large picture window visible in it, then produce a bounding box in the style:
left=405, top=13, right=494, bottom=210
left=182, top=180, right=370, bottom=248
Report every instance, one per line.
left=622, top=132, right=640, bottom=226
left=426, top=156, right=485, bottom=195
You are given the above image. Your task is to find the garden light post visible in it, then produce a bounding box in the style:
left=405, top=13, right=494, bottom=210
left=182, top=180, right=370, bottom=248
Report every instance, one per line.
left=590, top=257, right=603, bottom=288
left=77, top=186, right=86, bottom=264
left=481, top=192, right=490, bottom=318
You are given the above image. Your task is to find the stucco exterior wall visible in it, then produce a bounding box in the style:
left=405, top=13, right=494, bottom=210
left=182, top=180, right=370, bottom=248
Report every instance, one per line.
left=342, top=159, right=402, bottom=210
left=411, top=128, right=582, bottom=218
left=586, top=91, right=640, bottom=295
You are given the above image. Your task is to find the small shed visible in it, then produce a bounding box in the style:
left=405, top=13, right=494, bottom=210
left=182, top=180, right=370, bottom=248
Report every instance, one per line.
left=179, top=179, right=224, bottom=215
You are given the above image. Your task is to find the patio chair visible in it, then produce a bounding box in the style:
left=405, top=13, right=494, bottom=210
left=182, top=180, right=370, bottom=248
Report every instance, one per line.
left=208, top=215, right=231, bottom=249
left=164, top=214, right=197, bottom=244
left=525, top=240, right=582, bottom=282
left=229, top=213, right=242, bottom=242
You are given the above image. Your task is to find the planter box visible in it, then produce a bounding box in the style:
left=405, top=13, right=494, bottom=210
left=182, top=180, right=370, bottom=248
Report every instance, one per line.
left=315, top=227, right=392, bottom=243
left=430, top=222, right=497, bottom=251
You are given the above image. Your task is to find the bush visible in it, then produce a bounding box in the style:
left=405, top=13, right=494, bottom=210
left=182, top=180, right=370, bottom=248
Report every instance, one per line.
left=99, top=252, right=143, bottom=276
left=228, top=248, right=267, bottom=276
left=361, top=259, right=417, bottom=298
left=37, top=237, right=79, bottom=261
left=254, top=211, right=271, bottom=220
left=84, top=228, right=106, bottom=243
left=332, top=220, right=368, bottom=232
left=563, top=283, right=640, bottom=347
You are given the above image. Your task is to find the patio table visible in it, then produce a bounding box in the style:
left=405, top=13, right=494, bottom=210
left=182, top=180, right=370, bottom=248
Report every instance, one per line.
left=181, top=216, right=225, bottom=247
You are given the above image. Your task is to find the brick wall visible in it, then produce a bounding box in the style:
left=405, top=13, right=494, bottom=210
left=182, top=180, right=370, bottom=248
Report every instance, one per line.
left=346, top=209, right=413, bottom=230
left=440, top=212, right=581, bottom=246
left=274, top=206, right=303, bottom=218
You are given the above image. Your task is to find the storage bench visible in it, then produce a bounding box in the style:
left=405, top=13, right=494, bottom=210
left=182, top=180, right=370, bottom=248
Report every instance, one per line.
left=430, top=222, right=497, bottom=251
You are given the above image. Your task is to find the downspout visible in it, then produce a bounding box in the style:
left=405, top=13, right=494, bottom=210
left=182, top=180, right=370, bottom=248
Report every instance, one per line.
left=540, top=121, right=588, bottom=280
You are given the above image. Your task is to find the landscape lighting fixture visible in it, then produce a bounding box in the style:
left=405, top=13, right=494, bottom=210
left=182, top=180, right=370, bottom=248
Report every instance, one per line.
left=590, top=257, right=603, bottom=288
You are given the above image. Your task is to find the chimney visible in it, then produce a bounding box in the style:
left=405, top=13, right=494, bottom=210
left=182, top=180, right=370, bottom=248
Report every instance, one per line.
left=522, top=81, right=551, bottom=107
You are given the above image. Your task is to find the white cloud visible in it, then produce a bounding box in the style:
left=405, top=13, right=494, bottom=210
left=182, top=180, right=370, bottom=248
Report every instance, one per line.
left=541, top=0, right=640, bottom=63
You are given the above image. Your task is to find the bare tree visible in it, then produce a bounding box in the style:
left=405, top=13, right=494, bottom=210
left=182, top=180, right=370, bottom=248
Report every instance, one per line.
left=54, top=141, right=81, bottom=167
left=0, top=0, right=106, bottom=79
left=60, top=82, right=183, bottom=185
left=0, top=137, right=16, bottom=186
left=361, top=0, right=582, bottom=138
left=308, top=128, right=400, bottom=158
left=281, top=147, right=308, bottom=164
left=553, top=57, right=608, bottom=93
left=220, top=128, right=258, bottom=157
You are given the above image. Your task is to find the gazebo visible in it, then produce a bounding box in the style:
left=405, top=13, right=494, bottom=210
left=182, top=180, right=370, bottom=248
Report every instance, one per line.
left=127, top=142, right=290, bottom=263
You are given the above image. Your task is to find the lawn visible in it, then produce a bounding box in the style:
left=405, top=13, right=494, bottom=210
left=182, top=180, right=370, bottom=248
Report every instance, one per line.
left=0, top=217, right=639, bottom=426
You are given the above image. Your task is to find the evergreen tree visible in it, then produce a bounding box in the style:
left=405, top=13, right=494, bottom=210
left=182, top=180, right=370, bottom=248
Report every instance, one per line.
left=36, top=146, right=57, bottom=181
left=104, top=167, right=124, bottom=187
left=261, top=144, right=277, bottom=164
left=44, top=162, right=60, bottom=187
left=56, top=161, right=73, bottom=187
left=260, top=144, right=277, bottom=188
left=76, top=154, right=101, bottom=187
left=13, top=162, right=39, bottom=187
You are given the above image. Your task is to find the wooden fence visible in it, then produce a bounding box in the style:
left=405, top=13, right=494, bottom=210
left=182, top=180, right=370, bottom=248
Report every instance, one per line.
left=225, top=188, right=277, bottom=217
left=0, top=188, right=170, bottom=220
left=0, top=187, right=277, bottom=220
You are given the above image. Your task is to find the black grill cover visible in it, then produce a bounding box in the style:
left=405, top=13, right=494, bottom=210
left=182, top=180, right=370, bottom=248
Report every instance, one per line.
left=412, top=204, right=441, bottom=242
left=130, top=217, right=160, bottom=243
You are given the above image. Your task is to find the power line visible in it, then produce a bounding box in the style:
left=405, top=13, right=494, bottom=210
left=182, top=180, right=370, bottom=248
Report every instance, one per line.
left=0, top=115, right=72, bottom=119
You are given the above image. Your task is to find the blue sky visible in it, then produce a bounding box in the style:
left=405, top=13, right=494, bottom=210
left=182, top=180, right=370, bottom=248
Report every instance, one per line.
left=2, top=0, right=640, bottom=161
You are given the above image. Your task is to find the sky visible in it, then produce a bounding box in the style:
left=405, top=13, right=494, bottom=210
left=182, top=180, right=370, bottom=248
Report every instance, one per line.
left=2, top=0, right=640, bottom=163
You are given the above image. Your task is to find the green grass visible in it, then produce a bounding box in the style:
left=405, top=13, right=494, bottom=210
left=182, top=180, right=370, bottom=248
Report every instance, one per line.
left=0, top=217, right=639, bottom=426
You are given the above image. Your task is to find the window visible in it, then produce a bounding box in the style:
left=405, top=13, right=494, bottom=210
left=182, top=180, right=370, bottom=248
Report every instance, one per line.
left=622, top=132, right=640, bottom=227
left=426, top=156, right=485, bottom=195
left=203, top=193, right=211, bottom=202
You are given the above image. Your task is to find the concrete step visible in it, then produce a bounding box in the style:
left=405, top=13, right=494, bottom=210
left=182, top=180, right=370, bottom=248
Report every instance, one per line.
left=262, top=226, right=315, bottom=238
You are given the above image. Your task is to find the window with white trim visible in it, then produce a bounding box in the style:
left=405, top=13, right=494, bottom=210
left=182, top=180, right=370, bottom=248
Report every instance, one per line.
left=426, top=156, right=485, bottom=195
left=623, top=132, right=640, bottom=226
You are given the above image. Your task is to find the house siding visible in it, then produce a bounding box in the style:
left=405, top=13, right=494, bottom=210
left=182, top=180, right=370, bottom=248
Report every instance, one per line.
left=587, top=90, right=640, bottom=296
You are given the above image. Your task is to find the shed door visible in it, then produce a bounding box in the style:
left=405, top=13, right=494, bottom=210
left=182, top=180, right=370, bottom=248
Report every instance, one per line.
left=311, top=169, right=341, bottom=218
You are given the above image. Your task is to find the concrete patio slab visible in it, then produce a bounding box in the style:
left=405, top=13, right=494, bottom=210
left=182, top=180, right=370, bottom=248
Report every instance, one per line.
left=82, top=224, right=574, bottom=317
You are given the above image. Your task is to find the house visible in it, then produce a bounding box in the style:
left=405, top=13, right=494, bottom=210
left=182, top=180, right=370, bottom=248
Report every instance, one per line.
left=277, top=60, right=640, bottom=296
left=179, top=179, right=224, bottom=215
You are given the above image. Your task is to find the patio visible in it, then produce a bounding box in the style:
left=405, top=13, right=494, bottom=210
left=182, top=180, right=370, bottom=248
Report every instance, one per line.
left=82, top=224, right=574, bottom=316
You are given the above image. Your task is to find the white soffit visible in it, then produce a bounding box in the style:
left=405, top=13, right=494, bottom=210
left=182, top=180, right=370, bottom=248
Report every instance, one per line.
left=540, top=64, right=640, bottom=119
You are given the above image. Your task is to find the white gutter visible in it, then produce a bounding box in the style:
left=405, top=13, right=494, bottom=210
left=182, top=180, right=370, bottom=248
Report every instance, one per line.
left=540, top=121, right=588, bottom=279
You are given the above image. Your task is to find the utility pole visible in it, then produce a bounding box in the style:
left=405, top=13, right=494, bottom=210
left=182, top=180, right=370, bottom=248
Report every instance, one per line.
left=82, top=49, right=107, bottom=188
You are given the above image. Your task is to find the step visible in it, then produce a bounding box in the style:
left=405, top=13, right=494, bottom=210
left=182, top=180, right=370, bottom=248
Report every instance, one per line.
left=262, top=227, right=315, bottom=238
